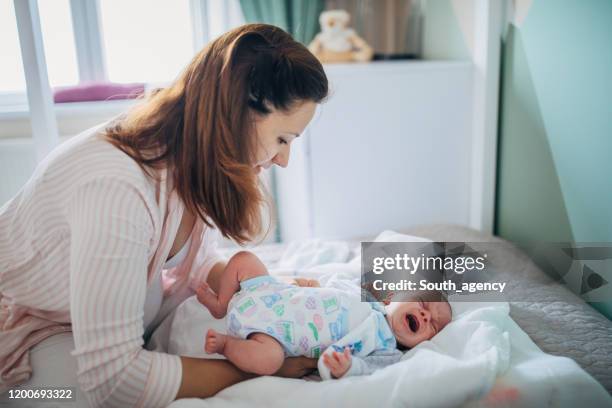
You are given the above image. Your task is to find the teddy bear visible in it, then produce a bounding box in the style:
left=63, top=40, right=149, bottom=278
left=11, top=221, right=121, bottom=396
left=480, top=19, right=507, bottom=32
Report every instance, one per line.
left=308, top=9, right=373, bottom=63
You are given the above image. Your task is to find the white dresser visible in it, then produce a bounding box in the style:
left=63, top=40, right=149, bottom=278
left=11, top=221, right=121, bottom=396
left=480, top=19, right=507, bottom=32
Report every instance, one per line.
left=274, top=60, right=474, bottom=241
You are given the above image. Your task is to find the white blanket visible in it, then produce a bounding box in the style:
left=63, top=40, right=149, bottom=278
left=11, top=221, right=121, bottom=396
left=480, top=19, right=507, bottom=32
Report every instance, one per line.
left=165, top=232, right=611, bottom=408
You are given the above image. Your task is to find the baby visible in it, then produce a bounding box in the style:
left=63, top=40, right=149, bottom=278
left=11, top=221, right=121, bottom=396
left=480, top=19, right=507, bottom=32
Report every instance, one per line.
left=196, top=251, right=452, bottom=379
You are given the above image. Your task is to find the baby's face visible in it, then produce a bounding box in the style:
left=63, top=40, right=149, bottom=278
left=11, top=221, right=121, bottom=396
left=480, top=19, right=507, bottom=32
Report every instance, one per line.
left=385, top=299, right=452, bottom=348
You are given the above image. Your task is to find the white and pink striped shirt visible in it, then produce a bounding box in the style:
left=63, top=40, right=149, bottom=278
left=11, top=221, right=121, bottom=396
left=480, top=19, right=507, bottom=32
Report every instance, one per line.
left=0, top=124, right=225, bottom=407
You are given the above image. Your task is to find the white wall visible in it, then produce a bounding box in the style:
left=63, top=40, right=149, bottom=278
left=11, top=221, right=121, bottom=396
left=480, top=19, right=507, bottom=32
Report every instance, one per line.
left=0, top=100, right=132, bottom=205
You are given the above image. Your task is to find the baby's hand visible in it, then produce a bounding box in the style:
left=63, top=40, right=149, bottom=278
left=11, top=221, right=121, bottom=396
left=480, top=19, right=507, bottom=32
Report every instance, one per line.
left=322, top=347, right=352, bottom=379
left=293, top=278, right=321, bottom=288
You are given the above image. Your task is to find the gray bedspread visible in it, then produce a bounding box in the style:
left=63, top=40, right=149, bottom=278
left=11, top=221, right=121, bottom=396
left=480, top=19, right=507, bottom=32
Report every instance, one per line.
left=401, top=224, right=612, bottom=394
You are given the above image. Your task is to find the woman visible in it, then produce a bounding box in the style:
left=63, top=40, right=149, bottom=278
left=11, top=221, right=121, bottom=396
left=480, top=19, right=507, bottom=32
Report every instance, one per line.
left=0, top=24, right=328, bottom=407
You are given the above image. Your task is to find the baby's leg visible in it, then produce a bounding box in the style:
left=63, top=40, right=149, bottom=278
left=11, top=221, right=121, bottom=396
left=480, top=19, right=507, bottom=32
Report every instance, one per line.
left=205, top=329, right=284, bottom=375
left=196, top=251, right=269, bottom=318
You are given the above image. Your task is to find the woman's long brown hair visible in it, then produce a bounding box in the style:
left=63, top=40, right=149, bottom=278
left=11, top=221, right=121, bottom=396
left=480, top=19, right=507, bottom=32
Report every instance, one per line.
left=104, top=24, right=328, bottom=244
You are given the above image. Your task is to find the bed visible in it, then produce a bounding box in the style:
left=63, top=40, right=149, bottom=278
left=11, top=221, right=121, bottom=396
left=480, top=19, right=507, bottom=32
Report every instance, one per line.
left=156, top=224, right=611, bottom=407
left=395, top=224, right=612, bottom=393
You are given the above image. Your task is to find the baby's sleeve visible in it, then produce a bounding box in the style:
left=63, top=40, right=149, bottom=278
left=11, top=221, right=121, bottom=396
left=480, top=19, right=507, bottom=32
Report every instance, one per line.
left=342, top=349, right=404, bottom=378
left=317, top=310, right=399, bottom=380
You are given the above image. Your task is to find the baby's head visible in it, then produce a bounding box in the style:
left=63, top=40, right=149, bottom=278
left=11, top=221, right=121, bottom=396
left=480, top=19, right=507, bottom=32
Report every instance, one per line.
left=384, top=291, right=452, bottom=349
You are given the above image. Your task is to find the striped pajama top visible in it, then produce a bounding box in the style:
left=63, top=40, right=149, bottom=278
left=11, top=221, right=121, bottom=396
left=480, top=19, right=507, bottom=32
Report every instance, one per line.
left=0, top=124, right=225, bottom=407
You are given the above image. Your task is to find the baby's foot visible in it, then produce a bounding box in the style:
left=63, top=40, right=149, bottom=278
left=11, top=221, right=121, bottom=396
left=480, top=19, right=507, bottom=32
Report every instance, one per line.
left=205, top=329, right=227, bottom=354
left=196, top=282, right=217, bottom=309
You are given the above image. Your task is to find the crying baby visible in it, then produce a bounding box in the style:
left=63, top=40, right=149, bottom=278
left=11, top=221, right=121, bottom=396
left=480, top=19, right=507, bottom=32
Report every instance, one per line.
left=194, top=250, right=452, bottom=379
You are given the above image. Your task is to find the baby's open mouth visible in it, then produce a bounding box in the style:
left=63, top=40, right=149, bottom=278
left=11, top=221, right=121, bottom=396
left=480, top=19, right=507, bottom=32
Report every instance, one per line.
left=407, top=314, right=419, bottom=333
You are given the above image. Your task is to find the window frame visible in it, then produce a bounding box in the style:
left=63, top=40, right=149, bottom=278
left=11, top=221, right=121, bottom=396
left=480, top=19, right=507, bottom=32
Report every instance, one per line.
left=1, top=0, right=236, bottom=110
left=69, top=0, right=107, bottom=83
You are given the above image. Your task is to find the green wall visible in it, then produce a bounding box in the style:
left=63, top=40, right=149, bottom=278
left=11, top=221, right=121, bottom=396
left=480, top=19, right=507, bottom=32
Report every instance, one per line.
left=422, top=0, right=470, bottom=60
left=495, top=0, right=612, bottom=318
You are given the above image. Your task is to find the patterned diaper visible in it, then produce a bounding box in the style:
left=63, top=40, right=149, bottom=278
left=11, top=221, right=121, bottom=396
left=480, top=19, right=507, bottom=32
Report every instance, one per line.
left=226, top=275, right=376, bottom=357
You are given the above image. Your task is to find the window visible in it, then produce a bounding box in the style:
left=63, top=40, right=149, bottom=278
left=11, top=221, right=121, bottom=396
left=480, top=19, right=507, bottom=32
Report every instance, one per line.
left=0, top=1, right=26, bottom=93
left=0, top=0, right=79, bottom=93
left=1, top=0, right=245, bottom=105
left=98, top=0, right=195, bottom=84
left=38, top=0, right=79, bottom=87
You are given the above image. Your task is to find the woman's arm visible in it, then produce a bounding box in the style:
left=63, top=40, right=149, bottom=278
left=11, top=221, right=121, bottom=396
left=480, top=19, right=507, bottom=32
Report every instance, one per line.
left=176, top=357, right=254, bottom=398
left=175, top=355, right=318, bottom=399
left=68, top=178, right=183, bottom=408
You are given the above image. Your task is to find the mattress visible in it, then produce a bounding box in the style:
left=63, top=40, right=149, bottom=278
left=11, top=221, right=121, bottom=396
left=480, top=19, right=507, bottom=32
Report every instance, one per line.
left=224, top=224, right=612, bottom=394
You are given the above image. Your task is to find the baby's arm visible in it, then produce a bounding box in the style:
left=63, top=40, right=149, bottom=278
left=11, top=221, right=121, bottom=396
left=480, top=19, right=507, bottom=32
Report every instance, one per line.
left=342, top=349, right=403, bottom=378
left=196, top=251, right=268, bottom=318
left=319, top=311, right=403, bottom=380
left=323, top=348, right=403, bottom=379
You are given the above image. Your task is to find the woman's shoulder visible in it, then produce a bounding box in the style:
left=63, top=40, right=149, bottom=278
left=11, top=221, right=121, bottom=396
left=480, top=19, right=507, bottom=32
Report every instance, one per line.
left=36, top=121, right=159, bottom=197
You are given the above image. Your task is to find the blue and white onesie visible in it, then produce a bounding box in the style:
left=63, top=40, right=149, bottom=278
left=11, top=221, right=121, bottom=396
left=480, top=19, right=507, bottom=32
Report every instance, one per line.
left=225, top=275, right=403, bottom=379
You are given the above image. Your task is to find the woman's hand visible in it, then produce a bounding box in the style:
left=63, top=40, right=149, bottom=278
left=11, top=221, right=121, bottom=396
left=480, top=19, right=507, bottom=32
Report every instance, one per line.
left=322, top=348, right=352, bottom=379
left=292, top=278, right=321, bottom=287
left=274, top=356, right=318, bottom=378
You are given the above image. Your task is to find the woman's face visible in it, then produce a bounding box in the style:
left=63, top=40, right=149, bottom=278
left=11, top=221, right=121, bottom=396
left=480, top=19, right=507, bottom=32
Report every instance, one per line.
left=252, top=100, right=317, bottom=173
